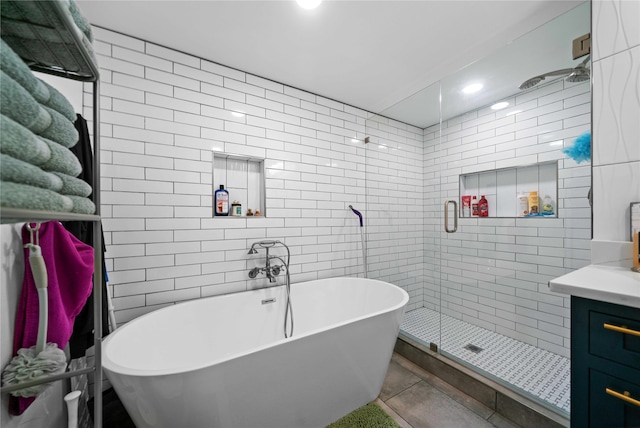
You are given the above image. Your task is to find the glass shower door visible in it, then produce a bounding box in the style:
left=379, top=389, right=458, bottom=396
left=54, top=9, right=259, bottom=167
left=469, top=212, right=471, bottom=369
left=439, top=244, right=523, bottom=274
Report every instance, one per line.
left=436, top=2, right=591, bottom=416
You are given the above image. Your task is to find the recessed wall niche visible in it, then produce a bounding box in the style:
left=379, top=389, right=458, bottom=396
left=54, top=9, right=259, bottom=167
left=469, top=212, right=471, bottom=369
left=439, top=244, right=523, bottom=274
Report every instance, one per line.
left=212, top=152, right=265, bottom=218
left=459, top=161, right=558, bottom=218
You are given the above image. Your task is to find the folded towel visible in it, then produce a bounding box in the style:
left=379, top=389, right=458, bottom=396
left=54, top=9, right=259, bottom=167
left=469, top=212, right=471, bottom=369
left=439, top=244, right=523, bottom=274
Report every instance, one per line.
left=0, top=154, right=63, bottom=192
left=0, top=181, right=73, bottom=212
left=39, top=79, right=76, bottom=122
left=0, top=115, right=52, bottom=166
left=1, top=0, right=99, bottom=77
left=1, top=0, right=92, bottom=42
left=39, top=105, right=79, bottom=149
left=50, top=172, right=91, bottom=197
left=1, top=36, right=97, bottom=76
left=0, top=1, right=50, bottom=27
left=67, top=195, right=96, bottom=214
left=0, top=39, right=49, bottom=103
left=40, top=137, right=83, bottom=176
left=68, top=0, right=93, bottom=42
left=0, top=70, right=51, bottom=134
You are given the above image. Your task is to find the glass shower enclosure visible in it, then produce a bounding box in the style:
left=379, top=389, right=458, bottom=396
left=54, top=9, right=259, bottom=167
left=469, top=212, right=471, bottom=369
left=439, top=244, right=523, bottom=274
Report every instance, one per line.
left=365, top=2, right=591, bottom=417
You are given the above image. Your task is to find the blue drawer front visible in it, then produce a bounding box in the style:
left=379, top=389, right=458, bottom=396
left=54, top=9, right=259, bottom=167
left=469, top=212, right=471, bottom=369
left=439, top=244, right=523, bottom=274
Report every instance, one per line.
left=590, top=311, right=640, bottom=369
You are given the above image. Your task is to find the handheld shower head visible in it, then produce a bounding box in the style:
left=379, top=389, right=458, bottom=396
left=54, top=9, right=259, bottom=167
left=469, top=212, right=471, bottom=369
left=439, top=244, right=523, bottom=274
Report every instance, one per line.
left=348, top=205, right=363, bottom=228
left=248, top=240, right=280, bottom=254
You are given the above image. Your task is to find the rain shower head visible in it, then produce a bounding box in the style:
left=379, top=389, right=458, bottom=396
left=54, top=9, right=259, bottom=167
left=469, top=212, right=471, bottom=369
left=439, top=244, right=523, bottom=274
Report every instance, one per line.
left=566, top=67, right=590, bottom=83
left=519, top=76, right=545, bottom=90
left=519, top=55, right=590, bottom=90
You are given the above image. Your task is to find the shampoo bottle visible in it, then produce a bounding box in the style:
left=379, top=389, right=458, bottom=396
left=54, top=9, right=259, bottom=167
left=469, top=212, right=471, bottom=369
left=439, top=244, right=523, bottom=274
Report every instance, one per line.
left=517, top=192, right=529, bottom=217
left=462, top=196, right=471, bottom=217
left=471, top=196, right=479, bottom=217
left=215, top=185, right=229, bottom=216
left=528, top=191, right=539, bottom=215
left=479, top=195, right=489, bottom=217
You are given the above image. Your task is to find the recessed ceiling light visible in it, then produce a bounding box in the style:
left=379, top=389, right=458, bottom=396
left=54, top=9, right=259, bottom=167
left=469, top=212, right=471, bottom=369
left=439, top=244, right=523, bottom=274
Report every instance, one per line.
left=491, top=102, right=509, bottom=110
left=462, top=83, right=483, bottom=94
left=296, top=0, right=322, bottom=9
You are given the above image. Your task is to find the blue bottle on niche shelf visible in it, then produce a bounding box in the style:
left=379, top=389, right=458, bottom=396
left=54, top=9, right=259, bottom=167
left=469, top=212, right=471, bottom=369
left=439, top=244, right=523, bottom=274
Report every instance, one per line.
left=214, top=185, right=229, bottom=216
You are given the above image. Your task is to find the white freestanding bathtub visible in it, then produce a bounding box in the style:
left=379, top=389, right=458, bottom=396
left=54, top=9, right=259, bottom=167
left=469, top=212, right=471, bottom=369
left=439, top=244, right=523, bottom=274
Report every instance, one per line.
left=102, top=277, right=409, bottom=428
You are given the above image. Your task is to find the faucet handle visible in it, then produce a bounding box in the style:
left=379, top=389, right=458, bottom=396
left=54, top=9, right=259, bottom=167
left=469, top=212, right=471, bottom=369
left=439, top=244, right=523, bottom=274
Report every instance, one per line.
left=248, top=267, right=261, bottom=278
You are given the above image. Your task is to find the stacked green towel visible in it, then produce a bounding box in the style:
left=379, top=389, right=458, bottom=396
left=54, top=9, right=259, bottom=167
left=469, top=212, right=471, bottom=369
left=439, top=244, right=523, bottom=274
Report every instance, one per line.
left=0, top=1, right=49, bottom=27
left=0, top=154, right=63, bottom=192
left=1, top=0, right=95, bottom=215
left=1, top=0, right=92, bottom=42
left=0, top=70, right=51, bottom=134
left=0, top=115, right=52, bottom=166
left=68, top=0, right=93, bottom=42
left=0, top=181, right=73, bottom=212
left=40, top=137, right=83, bottom=177
left=0, top=39, right=49, bottom=103
left=50, top=172, right=92, bottom=197
left=0, top=116, right=82, bottom=176
left=67, top=195, right=95, bottom=214
left=40, top=105, right=79, bottom=148
left=39, top=79, right=76, bottom=122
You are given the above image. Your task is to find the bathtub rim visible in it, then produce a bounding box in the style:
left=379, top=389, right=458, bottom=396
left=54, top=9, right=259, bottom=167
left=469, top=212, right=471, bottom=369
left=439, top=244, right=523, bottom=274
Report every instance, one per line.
left=102, top=276, right=409, bottom=377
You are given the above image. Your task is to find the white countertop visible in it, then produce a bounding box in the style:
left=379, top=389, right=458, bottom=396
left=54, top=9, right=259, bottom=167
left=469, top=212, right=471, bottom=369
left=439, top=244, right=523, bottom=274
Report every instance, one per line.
left=549, top=265, right=640, bottom=309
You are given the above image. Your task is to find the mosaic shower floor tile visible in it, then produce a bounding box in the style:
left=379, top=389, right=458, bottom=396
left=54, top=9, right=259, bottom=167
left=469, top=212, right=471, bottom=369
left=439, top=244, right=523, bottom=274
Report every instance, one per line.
left=400, top=307, right=571, bottom=414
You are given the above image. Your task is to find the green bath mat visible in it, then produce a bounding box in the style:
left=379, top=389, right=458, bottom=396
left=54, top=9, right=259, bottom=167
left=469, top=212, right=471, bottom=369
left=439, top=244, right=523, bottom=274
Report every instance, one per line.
left=326, top=402, right=401, bottom=428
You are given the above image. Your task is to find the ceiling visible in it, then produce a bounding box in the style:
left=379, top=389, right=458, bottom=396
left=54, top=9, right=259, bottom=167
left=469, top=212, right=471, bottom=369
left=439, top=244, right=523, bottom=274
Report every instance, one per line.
left=76, top=1, right=587, bottom=128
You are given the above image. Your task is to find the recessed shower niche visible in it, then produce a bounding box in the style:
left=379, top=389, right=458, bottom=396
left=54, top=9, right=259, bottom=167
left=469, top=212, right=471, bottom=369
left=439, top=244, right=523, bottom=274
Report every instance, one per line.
left=212, top=152, right=265, bottom=218
left=459, top=161, right=558, bottom=218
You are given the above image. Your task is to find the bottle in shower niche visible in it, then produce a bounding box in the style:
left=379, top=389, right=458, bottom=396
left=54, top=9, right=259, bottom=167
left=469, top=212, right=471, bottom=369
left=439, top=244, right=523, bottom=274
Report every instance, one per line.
left=231, top=200, right=242, bottom=217
left=478, top=195, right=489, bottom=217
left=461, top=195, right=471, bottom=217
left=528, top=191, right=539, bottom=215
left=541, top=195, right=555, bottom=216
left=517, top=192, right=529, bottom=217
left=214, top=185, right=229, bottom=216
left=471, top=196, right=479, bottom=217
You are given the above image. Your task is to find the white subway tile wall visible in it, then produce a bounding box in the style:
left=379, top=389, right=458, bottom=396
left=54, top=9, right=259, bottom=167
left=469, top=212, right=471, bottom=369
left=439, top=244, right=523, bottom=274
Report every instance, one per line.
left=423, top=79, right=591, bottom=358
left=87, top=28, right=425, bottom=325
left=88, top=27, right=591, bottom=356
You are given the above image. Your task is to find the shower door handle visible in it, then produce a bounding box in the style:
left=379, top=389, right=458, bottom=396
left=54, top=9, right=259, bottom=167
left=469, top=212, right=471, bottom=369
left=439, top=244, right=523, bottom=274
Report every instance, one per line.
left=444, top=200, right=458, bottom=233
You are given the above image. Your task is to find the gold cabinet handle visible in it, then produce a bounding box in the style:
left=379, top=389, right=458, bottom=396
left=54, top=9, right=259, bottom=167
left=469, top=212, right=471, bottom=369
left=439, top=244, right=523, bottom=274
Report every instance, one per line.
left=603, top=323, right=640, bottom=337
left=606, top=388, right=640, bottom=407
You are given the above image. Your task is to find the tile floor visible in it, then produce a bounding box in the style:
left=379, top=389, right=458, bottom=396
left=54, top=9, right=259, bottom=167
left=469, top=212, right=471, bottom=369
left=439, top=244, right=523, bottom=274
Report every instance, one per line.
left=401, top=308, right=571, bottom=414
left=378, top=353, right=521, bottom=428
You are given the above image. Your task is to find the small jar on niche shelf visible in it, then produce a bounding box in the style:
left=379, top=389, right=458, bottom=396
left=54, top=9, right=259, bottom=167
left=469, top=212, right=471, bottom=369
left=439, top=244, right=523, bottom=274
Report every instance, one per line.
left=231, top=201, right=242, bottom=217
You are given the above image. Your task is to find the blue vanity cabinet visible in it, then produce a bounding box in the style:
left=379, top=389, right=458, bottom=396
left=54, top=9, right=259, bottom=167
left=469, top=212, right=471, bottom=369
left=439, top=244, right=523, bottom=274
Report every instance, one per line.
left=571, top=296, right=640, bottom=427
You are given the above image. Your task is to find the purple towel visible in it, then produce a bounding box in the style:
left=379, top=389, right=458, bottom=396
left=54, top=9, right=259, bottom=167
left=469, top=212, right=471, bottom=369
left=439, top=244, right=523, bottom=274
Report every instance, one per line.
left=10, top=221, right=94, bottom=415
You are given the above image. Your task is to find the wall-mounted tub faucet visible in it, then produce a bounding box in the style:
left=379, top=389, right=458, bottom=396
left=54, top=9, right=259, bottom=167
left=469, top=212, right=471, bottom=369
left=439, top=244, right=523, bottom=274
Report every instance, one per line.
left=247, top=240, right=290, bottom=283
left=247, top=240, right=294, bottom=337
